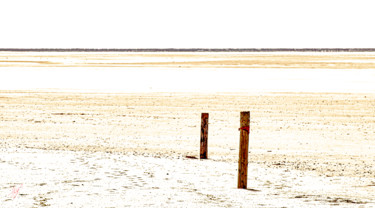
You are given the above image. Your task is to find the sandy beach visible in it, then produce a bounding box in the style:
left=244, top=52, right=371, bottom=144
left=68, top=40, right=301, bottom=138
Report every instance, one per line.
left=1, top=52, right=375, bottom=207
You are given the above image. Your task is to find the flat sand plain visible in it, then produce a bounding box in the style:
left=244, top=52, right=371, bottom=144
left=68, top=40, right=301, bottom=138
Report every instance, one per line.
left=0, top=52, right=375, bottom=207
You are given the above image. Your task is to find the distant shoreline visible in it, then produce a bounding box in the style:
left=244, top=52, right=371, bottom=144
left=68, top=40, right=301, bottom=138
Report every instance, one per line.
left=1, top=48, right=375, bottom=52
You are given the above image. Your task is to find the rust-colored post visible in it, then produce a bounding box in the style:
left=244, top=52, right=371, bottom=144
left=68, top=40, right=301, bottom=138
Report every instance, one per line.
left=200, top=113, right=209, bottom=159
left=238, top=111, right=250, bottom=189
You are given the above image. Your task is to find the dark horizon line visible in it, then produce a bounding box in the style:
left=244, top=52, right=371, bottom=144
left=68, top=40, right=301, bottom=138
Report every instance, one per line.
left=1, top=48, right=375, bottom=52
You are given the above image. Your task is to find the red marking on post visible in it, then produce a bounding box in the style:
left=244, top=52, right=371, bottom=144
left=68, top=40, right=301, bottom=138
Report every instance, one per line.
left=238, top=126, right=250, bottom=132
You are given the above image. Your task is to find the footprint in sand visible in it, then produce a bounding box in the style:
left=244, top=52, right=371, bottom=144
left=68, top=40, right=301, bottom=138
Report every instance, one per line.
left=120, top=172, right=150, bottom=189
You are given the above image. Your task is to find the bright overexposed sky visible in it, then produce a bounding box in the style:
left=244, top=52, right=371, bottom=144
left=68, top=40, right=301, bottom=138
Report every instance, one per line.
left=0, top=0, right=375, bottom=48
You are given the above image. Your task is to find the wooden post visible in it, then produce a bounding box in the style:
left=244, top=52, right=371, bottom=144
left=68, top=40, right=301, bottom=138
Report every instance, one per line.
left=238, top=111, right=250, bottom=189
left=200, top=113, right=209, bottom=159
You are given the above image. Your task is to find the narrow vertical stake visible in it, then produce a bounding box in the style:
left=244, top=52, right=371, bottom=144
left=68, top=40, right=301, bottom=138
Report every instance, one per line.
left=200, top=113, right=209, bottom=159
left=238, top=111, right=250, bottom=189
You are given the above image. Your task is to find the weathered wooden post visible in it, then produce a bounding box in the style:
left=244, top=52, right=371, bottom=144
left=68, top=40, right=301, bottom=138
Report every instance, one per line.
left=238, top=111, right=250, bottom=189
left=200, top=113, right=209, bottom=159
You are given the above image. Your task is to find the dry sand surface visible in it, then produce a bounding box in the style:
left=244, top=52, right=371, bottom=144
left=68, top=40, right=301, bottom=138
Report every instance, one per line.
left=0, top=52, right=375, bottom=207
left=2, top=52, right=375, bottom=69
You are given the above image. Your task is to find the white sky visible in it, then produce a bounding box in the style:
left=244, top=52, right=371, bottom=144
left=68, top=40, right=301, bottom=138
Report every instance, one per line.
left=1, top=0, right=375, bottom=48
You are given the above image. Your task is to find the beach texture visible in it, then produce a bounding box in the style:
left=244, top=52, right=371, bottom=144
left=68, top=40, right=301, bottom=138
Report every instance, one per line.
left=1, top=52, right=375, bottom=207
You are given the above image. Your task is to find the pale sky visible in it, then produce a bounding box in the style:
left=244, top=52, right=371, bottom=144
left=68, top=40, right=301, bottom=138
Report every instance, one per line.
left=1, top=0, right=375, bottom=48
